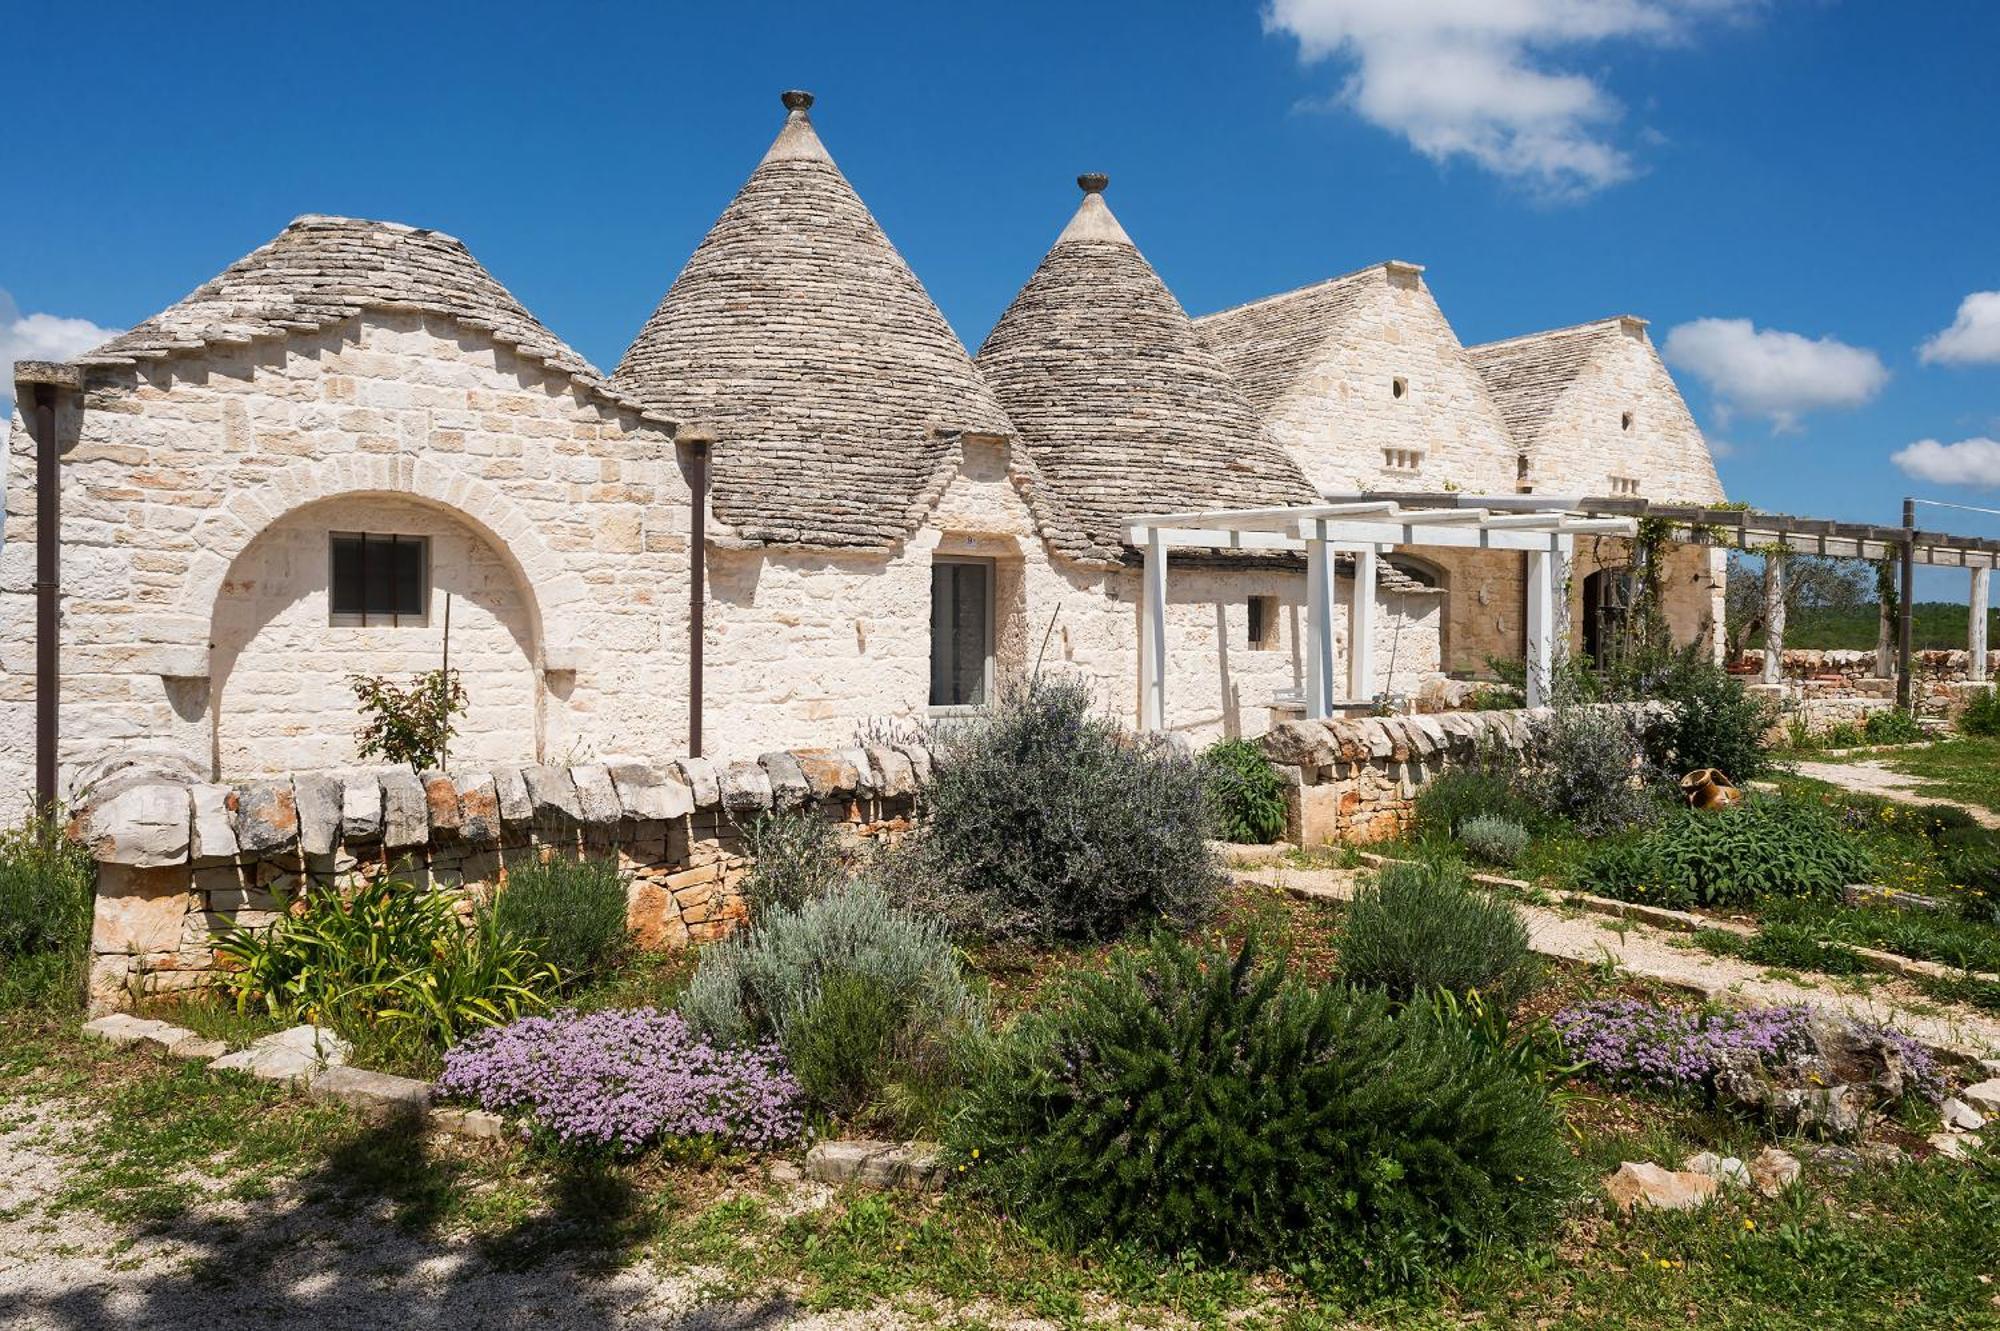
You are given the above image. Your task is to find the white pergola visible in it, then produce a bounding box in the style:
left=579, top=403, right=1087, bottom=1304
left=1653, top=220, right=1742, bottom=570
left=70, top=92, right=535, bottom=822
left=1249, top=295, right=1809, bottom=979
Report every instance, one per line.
left=1123, top=501, right=1639, bottom=730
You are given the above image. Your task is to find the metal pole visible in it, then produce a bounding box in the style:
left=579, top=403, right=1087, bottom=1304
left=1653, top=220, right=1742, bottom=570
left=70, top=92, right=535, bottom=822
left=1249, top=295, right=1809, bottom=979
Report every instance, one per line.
left=1898, top=497, right=1915, bottom=712
left=33, top=384, right=60, bottom=812
left=1142, top=527, right=1167, bottom=731
left=685, top=431, right=711, bottom=758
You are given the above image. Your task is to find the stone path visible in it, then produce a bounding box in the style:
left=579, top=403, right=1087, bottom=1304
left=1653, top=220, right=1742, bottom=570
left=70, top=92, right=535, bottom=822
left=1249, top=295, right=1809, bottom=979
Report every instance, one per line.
left=1788, top=758, right=2000, bottom=828
left=1239, top=865, right=2000, bottom=1059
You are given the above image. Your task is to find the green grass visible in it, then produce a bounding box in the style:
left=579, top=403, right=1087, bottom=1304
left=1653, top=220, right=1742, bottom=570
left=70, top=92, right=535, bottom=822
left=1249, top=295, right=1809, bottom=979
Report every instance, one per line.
left=1870, top=737, right=2000, bottom=815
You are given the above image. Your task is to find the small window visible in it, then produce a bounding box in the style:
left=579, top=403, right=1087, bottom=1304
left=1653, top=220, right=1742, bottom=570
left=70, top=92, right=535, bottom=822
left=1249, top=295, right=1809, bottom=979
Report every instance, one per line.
left=1247, top=595, right=1279, bottom=650
left=1391, top=376, right=1408, bottom=400
left=329, top=532, right=427, bottom=626
left=1382, top=447, right=1423, bottom=473
left=929, top=558, right=993, bottom=708
left=1621, top=410, right=1635, bottom=431
left=1609, top=476, right=1642, bottom=497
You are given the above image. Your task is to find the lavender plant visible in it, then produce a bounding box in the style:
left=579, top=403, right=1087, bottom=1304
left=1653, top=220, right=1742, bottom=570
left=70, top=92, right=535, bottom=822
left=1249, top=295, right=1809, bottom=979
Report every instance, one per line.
left=436, top=1007, right=805, bottom=1155
left=1552, top=999, right=1814, bottom=1094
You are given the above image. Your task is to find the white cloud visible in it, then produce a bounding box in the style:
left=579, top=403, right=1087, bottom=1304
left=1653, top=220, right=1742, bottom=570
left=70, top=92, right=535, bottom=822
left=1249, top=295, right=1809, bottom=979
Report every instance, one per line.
left=1891, top=437, right=2000, bottom=490
left=1263, top=0, right=1757, bottom=200
left=1662, top=317, right=1889, bottom=431
left=1919, top=291, right=2000, bottom=366
left=0, top=290, right=120, bottom=408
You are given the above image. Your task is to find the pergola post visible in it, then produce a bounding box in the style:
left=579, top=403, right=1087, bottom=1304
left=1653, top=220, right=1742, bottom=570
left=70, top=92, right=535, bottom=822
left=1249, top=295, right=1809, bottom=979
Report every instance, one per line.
left=1972, top=565, right=1991, bottom=684
left=1525, top=546, right=1556, bottom=707
left=1142, top=526, right=1167, bottom=732
left=1761, top=549, right=1787, bottom=685
left=1304, top=523, right=1335, bottom=718
left=1348, top=545, right=1377, bottom=702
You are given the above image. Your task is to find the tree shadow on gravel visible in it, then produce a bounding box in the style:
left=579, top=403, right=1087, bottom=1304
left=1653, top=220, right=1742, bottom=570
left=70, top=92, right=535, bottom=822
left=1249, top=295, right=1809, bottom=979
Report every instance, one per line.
left=0, top=1105, right=805, bottom=1331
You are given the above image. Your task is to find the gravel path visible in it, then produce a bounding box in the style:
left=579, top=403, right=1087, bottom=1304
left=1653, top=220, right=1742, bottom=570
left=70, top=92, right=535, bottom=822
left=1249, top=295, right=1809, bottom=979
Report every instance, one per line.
left=1242, top=865, right=2000, bottom=1058
left=0, top=1098, right=1058, bottom=1331
left=1789, top=759, right=2000, bottom=828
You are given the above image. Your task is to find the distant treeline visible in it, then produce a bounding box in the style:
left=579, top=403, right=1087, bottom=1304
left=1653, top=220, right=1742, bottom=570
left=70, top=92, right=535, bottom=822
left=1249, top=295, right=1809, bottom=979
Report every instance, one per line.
left=1746, top=602, right=2000, bottom=652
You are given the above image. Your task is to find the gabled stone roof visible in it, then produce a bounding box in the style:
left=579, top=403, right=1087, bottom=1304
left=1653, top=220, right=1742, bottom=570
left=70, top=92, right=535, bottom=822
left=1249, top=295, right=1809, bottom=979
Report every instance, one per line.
left=1192, top=264, right=1389, bottom=419
left=612, top=92, right=1016, bottom=550
left=1466, top=317, right=1635, bottom=447
left=975, top=177, right=1317, bottom=565
left=77, top=214, right=666, bottom=425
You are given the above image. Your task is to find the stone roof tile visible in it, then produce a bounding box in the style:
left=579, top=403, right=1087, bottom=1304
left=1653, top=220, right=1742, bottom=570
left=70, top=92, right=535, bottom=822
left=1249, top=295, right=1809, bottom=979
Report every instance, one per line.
left=975, top=178, right=1317, bottom=564
left=1192, top=265, right=1387, bottom=420
left=1465, top=318, right=1628, bottom=447
left=78, top=215, right=664, bottom=424
left=611, top=92, right=1017, bottom=550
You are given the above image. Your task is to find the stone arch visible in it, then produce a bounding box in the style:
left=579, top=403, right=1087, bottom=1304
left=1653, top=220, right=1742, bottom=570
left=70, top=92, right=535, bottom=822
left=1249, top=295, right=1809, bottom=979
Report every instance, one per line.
left=1387, top=552, right=1451, bottom=668
left=175, top=456, right=585, bottom=671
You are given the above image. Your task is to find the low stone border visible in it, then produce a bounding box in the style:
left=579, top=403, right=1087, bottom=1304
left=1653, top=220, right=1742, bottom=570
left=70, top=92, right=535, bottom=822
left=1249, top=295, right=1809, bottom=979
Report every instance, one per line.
left=804, top=1139, right=940, bottom=1191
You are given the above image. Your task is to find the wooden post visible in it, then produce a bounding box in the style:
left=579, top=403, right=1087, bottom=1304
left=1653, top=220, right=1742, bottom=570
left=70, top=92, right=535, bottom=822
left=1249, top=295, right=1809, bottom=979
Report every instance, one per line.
left=1348, top=545, right=1377, bottom=702
left=1142, top=527, right=1167, bottom=732
left=1761, top=549, right=1787, bottom=685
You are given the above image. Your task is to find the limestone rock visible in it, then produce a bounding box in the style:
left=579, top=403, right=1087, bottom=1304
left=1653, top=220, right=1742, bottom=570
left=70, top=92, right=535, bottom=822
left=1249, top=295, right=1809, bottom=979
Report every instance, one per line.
left=454, top=771, right=502, bottom=843
left=189, top=784, right=239, bottom=861
left=837, top=746, right=877, bottom=796
left=430, top=1105, right=508, bottom=1140
left=759, top=751, right=810, bottom=808
left=233, top=780, right=300, bottom=855
left=82, top=1013, right=185, bottom=1048
left=1682, top=1152, right=1750, bottom=1189
left=866, top=744, right=916, bottom=797
left=293, top=773, right=343, bottom=855
left=804, top=1139, right=940, bottom=1191
left=523, top=765, right=582, bottom=822
left=169, top=1034, right=229, bottom=1061
left=1603, top=1161, right=1718, bottom=1212
left=1959, top=1079, right=2000, bottom=1115
left=379, top=769, right=430, bottom=849
left=309, top=1064, right=431, bottom=1120
left=608, top=762, right=692, bottom=821
left=720, top=760, right=774, bottom=814
left=491, top=766, right=535, bottom=826
left=1943, top=1097, right=1987, bottom=1131
left=674, top=757, right=720, bottom=809
left=1930, top=1131, right=1982, bottom=1161
left=895, top=741, right=932, bottom=784
left=420, top=770, right=462, bottom=833
left=209, top=1024, right=350, bottom=1087
left=570, top=764, right=623, bottom=826
left=341, top=772, right=383, bottom=843
left=83, top=781, right=191, bottom=868
left=1748, top=1146, right=1801, bottom=1197
left=93, top=866, right=194, bottom=955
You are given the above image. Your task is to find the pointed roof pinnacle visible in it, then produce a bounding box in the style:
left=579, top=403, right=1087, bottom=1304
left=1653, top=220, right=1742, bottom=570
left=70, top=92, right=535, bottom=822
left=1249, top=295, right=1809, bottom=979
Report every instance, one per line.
left=762, top=88, right=832, bottom=165
left=1055, top=172, right=1132, bottom=246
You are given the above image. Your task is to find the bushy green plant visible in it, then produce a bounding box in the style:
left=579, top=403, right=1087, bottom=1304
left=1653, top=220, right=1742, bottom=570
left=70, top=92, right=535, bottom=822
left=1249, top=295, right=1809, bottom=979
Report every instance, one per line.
left=0, top=814, right=95, bottom=1011
left=1961, top=687, right=2000, bottom=737
left=1412, top=768, right=1535, bottom=839
left=742, top=809, right=851, bottom=920
left=1336, top=860, right=1540, bottom=1009
left=1530, top=705, right=1661, bottom=836
left=896, top=674, right=1224, bottom=942
left=491, top=855, right=631, bottom=986
left=215, top=879, right=557, bottom=1058
left=680, top=880, right=981, bottom=1128
left=1639, top=647, right=1775, bottom=781
left=349, top=667, right=467, bottom=772
left=1580, top=796, right=1873, bottom=910
left=947, top=935, right=1575, bottom=1288
left=1458, top=814, right=1530, bottom=868
left=1201, top=738, right=1288, bottom=844
left=1863, top=708, right=1925, bottom=745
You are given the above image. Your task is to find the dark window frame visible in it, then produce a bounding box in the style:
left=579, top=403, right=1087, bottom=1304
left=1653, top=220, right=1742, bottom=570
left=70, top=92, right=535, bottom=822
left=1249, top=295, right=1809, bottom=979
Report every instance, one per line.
left=329, top=531, right=429, bottom=627
left=928, top=556, right=995, bottom=711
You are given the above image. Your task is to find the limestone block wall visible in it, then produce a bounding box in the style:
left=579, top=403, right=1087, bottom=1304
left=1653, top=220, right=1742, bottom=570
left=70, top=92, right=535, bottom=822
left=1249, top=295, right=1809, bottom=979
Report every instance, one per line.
left=1260, top=703, right=1662, bottom=845
left=0, top=312, right=693, bottom=809
left=1525, top=323, right=1724, bottom=504
left=1253, top=268, right=1519, bottom=497
left=77, top=742, right=925, bottom=1014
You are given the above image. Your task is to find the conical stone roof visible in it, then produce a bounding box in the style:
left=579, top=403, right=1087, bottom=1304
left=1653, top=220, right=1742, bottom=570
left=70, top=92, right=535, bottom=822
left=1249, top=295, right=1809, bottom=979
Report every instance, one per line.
left=613, top=91, right=1014, bottom=549
left=976, top=176, right=1316, bottom=564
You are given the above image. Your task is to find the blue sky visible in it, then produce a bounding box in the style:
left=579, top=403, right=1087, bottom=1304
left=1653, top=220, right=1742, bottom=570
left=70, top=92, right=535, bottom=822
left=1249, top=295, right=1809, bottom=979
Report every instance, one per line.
left=6, top=1, right=1998, bottom=594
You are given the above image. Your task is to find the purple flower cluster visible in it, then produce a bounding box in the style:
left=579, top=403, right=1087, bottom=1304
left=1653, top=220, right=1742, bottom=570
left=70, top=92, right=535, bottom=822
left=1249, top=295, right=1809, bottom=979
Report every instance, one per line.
left=436, top=1007, right=805, bottom=1155
left=1864, top=1021, right=1947, bottom=1104
left=1553, top=999, right=1814, bottom=1093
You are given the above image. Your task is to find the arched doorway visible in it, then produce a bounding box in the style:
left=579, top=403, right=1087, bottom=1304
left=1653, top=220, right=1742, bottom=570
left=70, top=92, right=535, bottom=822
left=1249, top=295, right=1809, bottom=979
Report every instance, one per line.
left=208, top=494, right=541, bottom=778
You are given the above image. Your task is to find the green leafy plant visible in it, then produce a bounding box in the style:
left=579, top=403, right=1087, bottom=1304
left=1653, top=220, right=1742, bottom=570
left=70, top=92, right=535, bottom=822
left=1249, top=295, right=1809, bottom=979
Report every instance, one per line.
left=1413, top=768, right=1536, bottom=840
left=1638, top=645, right=1776, bottom=781
left=1201, top=738, right=1289, bottom=844
left=1457, top=814, right=1530, bottom=868
left=1957, top=687, right=2000, bottom=737
left=1580, top=795, right=1873, bottom=910
left=1335, top=859, right=1541, bottom=1009
left=349, top=667, right=468, bottom=772
left=1863, top=708, right=1925, bottom=745
left=679, top=880, right=982, bottom=1130
left=947, top=934, right=1576, bottom=1289
left=0, top=812, right=95, bottom=1012
left=491, top=855, right=631, bottom=987
left=742, top=809, right=852, bottom=920
left=894, top=674, right=1224, bottom=942
left=215, top=879, right=557, bottom=1060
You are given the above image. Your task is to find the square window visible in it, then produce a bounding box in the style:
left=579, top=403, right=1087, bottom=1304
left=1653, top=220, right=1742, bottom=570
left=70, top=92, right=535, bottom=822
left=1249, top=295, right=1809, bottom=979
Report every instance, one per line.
left=1247, top=595, right=1279, bottom=650
left=330, top=532, right=428, bottom=626
left=929, top=558, right=993, bottom=708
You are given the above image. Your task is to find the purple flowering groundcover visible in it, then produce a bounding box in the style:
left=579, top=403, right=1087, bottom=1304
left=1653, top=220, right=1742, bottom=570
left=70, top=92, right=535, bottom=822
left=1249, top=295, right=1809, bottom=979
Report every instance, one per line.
left=437, top=1008, right=805, bottom=1155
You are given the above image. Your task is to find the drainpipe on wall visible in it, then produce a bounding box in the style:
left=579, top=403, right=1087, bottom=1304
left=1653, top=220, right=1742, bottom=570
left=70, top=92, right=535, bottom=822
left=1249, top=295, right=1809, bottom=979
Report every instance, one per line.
left=681, top=425, right=717, bottom=759
left=19, top=362, right=78, bottom=812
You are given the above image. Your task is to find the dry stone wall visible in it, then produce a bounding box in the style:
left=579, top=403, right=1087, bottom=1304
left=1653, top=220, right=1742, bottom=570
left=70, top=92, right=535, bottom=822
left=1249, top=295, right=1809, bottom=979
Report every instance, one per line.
left=78, top=742, right=925, bottom=1015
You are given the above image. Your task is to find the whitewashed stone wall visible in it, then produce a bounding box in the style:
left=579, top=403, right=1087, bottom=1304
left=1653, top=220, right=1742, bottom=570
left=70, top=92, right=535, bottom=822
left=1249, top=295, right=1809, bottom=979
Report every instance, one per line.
left=0, top=312, right=692, bottom=808
left=1252, top=267, right=1520, bottom=497
left=1526, top=321, right=1724, bottom=504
